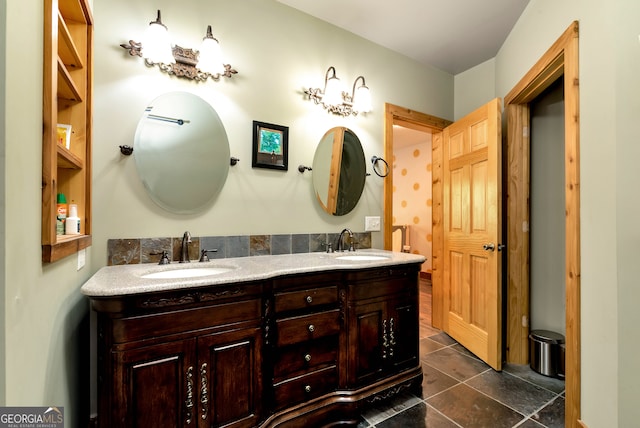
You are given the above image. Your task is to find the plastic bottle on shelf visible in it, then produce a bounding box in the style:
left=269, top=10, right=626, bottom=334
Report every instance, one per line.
left=65, top=203, right=80, bottom=235
left=56, top=193, right=67, bottom=235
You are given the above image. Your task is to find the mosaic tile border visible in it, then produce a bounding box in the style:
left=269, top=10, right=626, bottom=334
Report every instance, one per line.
left=107, top=232, right=372, bottom=266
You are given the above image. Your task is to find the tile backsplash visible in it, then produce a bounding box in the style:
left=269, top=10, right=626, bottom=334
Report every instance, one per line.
left=107, top=232, right=372, bottom=266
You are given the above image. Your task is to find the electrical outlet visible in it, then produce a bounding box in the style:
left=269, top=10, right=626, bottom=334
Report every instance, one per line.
left=365, top=216, right=381, bottom=231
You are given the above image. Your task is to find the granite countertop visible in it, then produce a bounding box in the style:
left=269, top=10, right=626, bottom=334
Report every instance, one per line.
left=81, top=249, right=426, bottom=297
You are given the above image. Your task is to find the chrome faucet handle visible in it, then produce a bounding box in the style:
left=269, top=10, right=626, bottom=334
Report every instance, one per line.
left=326, top=242, right=333, bottom=253
left=199, top=249, right=218, bottom=262
left=152, top=250, right=171, bottom=265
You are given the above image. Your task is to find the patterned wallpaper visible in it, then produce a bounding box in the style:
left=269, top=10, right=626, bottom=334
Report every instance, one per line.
left=392, top=141, right=433, bottom=273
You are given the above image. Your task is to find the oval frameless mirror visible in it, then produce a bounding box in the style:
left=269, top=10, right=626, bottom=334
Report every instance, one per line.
left=134, top=92, right=230, bottom=214
left=312, top=127, right=366, bottom=216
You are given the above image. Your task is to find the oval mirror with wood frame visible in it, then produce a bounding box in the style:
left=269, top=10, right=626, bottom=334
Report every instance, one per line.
left=312, top=127, right=366, bottom=216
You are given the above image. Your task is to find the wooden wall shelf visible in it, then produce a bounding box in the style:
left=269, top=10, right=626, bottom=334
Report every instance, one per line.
left=57, top=12, right=83, bottom=69
left=57, top=145, right=83, bottom=169
left=42, top=0, right=93, bottom=263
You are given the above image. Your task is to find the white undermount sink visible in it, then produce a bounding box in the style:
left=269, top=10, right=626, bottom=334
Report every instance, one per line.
left=141, top=266, right=233, bottom=279
left=335, top=254, right=390, bottom=261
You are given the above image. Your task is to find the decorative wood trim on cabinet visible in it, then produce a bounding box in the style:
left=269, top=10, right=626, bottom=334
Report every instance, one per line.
left=42, top=0, right=93, bottom=262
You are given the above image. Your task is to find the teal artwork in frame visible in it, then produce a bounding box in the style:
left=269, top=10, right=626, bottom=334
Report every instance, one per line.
left=252, top=120, right=289, bottom=170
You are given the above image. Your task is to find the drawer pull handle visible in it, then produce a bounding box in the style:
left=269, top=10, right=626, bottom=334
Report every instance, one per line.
left=306, top=295, right=313, bottom=304
left=304, top=353, right=312, bottom=362
left=382, top=319, right=388, bottom=359
left=304, top=385, right=311, bottom=393
left=200, top=363, right=209, bottom=420
left=389, top=317, right=396, bottom=357
left=308, top=324, right=315, bottom=333
left=185, top=366, right=194, bottom=425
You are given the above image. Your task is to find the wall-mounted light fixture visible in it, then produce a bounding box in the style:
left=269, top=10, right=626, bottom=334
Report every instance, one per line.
left=304, top=66, right=372, bottom=116
left=120, top=10, right=237, bottom=82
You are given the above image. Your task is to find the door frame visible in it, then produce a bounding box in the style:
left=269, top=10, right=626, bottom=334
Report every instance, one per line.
left=504, top=21, right=580, bottom=427
left=383, top=105, right=452, bottom=327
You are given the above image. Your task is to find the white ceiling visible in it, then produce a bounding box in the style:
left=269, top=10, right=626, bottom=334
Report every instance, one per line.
left=393, top=125, right=432, bottom=150
left=276, top=0, right=530, bottom=75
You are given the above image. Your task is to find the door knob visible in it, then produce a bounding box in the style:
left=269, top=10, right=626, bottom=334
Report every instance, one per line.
left=483, top=243, right=495, bottom=252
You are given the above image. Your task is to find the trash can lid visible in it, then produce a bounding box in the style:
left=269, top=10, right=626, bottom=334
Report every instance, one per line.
left=529, top=329, right=565, bottom=344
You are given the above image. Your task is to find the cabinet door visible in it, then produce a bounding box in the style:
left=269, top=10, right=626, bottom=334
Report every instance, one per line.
left=197, top=327, right=263, bottom=428
left=387, top=296, right=419, bottom=372
left=347, top=301, right=386, bottom=386
left=113, top=339, right=197, bottom=428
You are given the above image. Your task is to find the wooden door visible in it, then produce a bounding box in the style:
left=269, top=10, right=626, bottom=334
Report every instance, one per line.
left=442, top=98, right=502, bottom=370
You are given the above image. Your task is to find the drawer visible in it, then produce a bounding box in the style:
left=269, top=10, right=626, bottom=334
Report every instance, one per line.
left=276, top=309, right=340, bottom=347
left=274, top=285, right=338, bottom=313
left=112, top=298, right=261, bottom=343
left=273, top=365, right=338, bottom=410
left=344, top=265, right=419, bottom=283
left=273, top=335, right=338, bottom=381
left=348, top=276, right=417, bottom=302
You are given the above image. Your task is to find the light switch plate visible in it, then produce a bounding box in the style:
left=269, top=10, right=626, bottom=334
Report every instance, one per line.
left=365, top=216, right=381, bottom=231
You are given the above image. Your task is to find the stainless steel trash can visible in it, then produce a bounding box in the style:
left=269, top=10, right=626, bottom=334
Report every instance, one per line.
left=529, top=330, right=565, bottom=377
left=558, top=343, right=566, bottom=379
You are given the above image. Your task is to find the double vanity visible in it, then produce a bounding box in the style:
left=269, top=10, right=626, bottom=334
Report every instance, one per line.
left=83, top=250, right=424, bottom=427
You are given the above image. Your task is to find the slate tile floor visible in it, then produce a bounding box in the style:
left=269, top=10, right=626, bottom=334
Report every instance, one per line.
left=356, top=281, right=565, bottom=427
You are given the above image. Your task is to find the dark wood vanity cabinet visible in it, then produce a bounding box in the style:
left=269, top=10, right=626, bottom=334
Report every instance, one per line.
left=91, top=263, right=422, bottom=428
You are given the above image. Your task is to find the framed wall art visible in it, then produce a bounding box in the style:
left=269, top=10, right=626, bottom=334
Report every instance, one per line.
left=252, top=120, right=289, bottom=171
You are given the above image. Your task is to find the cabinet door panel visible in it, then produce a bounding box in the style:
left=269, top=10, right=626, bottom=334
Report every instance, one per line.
left=198, top=327, right=263, bottom=428
left=389, top=299, right=419, bottom=370
left=348, top=301, right=385, bottom=385
left=114, top=339, right=196, bottom=428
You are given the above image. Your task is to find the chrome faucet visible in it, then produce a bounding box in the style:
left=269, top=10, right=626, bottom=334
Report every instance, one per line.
left=180, top=231, right=192, bottom=263
left=336, top=228, right=355, bottom=252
